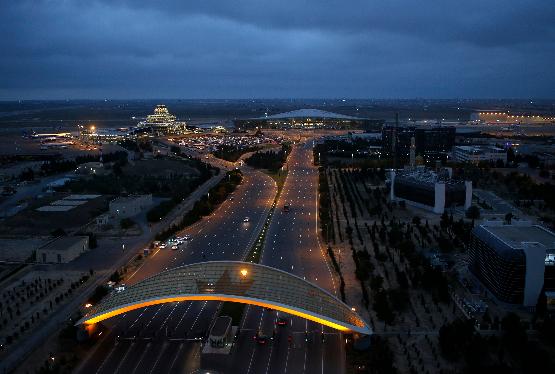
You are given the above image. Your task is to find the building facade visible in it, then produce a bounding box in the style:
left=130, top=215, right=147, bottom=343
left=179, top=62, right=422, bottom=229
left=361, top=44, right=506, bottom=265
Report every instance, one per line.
left=137, top=105, right=187, bottom=134
left=36, top=236, right=89, bottom=263
left=109, top=195, right=152, bottom=218
left=234, top=109, right=383, bottom=130
left=468, top=221, right=555, bottom=306
left=389, top=167, right=471, bottom=214
left=382, top=125, right=456, bottom=161
left=453, top=145, right=507, bottom=164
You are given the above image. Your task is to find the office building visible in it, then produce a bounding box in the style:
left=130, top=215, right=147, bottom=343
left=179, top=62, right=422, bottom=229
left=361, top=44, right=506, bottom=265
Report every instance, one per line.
left=389, top=167, right=472, bottom=214
left=382, top=125, right=456, bottom=161
left=453, top=145, right=507, bottom=164
left=468, top=221, right=555, bottom=307
left=36, top=236, right=89, bottom=263
left=109, top=195, right=152, bottom=218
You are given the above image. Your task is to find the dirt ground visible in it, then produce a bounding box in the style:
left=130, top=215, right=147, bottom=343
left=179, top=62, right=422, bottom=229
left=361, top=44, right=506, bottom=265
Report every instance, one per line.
left=325, top=167, right=465, bottom=372
left=0, top=270, right=92, bottom=361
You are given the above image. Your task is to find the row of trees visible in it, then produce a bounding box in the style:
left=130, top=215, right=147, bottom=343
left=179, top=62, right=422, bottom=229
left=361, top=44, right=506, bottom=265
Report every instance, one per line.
left=439, top=313, right=555, bottom=372
left=39, top=151, right=128, bottom=176
left=213, top=144, right=257, bottom=162
left=155, top=169, right=243, bottom=241
left=245, top=144, right=291, bottom=171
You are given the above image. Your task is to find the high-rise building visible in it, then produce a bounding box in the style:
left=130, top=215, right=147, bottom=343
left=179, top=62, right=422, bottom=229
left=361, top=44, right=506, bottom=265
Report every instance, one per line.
left=382, top=125, right=456, bottom=161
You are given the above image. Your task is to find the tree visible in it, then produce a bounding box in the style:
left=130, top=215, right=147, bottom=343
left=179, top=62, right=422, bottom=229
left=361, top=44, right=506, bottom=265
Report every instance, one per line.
left=440, top=211, right=450, bottom=229
left=88, top=233, right=97, bottom=249
left=411, top=216, right=421, bottom=226
left=373, top=290, right=394, bottom=324
left=437, top=236, right=453, bottom=253
left=536, top=288, right=547, bottom=320
left=466, top=205, right=480, bottom=224
left=370, top=275, right=384, bottom=291
left=501, top=312, right=527, bottom=352
left=507, top=147, right=516, bottom=164
left=120, top=218, right=135, bottom=230
left=368, top=336, right=398, bottom=373
left=504, top=212, right=514, bottom=225
left=438, top=318, right=475, bottom=361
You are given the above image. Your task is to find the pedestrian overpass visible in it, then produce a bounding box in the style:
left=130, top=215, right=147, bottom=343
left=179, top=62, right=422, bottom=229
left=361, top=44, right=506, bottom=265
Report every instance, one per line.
left=77, top=261, right=371, bottom=335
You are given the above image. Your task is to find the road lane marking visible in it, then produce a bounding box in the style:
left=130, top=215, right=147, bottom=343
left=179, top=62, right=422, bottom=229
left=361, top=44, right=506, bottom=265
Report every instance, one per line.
left=113, top=342, right=134, bottom=374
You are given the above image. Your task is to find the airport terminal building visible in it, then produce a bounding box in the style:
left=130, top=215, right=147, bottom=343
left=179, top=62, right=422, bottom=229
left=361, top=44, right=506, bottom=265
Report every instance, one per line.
left=468, top=221, right=555, bottom=307
left=234, top=109, right=383, bottom=130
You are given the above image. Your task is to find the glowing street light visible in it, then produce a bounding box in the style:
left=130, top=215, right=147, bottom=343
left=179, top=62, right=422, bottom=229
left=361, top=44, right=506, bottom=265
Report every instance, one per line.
left=240, top=269, right=248, bottom=277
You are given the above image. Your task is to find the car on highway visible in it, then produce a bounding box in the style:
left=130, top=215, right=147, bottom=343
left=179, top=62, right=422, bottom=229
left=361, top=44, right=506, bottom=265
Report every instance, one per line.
left=183, top=234, right=192, bottom=240
left=159, top=243, right=167, bottom=249
left=115, top=284, right=126, bottom=293
left=275, top=317, right=288, bottom=326
left=171, top=245, right=178, bottom=250
left=254, top=331, right=272, bottom=345
left=243, top=216, right=250, bottom=222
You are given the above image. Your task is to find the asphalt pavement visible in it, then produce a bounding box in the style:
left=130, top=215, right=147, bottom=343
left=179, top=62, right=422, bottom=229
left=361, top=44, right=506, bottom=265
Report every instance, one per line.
left=228, top=141, right=345, bottom=374
left=75, top=164, right=277, bottom=374
left=74, top=142, right=346, bottom=374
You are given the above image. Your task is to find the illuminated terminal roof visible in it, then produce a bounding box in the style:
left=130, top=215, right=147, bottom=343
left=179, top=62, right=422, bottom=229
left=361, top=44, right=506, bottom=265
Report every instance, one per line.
left=146, top=104, right=176, bottom=124
left=77, top=261, right=371, bottom=334
left=259, top=109, right=362, bottom=120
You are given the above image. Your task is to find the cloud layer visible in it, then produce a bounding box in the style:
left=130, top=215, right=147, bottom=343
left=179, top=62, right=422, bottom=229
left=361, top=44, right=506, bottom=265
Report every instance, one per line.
left=1, top=0, right=554, bottom=99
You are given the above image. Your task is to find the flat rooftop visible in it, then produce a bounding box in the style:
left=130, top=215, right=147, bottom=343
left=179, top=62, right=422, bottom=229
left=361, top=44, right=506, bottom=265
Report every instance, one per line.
left=110, top=195, right=149, bottom=204
left=39, top=236, right=87, bottom=252
left=455, top=145, right=505, bottom=152
left=484, top=224, right=555, bottom=250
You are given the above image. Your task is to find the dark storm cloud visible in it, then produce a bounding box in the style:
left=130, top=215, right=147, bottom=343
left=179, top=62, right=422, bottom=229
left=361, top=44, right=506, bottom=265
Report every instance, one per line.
left=0, top=0, right=553, bottom=99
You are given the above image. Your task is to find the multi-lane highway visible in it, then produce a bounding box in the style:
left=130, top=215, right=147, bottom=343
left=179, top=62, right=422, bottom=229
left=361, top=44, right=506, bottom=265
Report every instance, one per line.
left=75, top=141, right=346, bottom=374
left=75, top=164, right=276, bottom=374
left=228, top=141, right=345, bottom=374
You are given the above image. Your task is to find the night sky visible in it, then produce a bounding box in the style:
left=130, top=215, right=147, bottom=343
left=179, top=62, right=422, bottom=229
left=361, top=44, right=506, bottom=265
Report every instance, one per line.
left=1, top=0, right=554, bottom=99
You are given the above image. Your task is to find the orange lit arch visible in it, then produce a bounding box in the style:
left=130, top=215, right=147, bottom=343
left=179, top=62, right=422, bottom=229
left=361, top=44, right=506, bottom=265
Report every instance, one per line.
left=77, top=261, right=371, bottom=335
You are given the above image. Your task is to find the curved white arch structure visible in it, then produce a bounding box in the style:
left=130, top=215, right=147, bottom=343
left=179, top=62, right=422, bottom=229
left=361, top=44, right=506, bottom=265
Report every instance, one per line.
left=77, top=261, right=371, bottom=335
